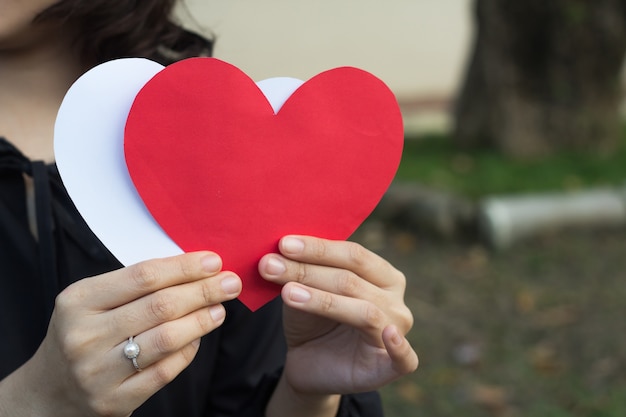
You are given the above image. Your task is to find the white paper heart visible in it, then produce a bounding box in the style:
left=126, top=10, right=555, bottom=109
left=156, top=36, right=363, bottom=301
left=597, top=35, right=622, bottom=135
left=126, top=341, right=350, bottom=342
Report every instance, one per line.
left=54, top=58, right=303, bottom=266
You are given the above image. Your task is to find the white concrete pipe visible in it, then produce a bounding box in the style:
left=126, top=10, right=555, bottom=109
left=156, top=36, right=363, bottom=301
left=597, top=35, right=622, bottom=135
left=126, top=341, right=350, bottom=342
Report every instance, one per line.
left=479, top=188, right=626, bottom=249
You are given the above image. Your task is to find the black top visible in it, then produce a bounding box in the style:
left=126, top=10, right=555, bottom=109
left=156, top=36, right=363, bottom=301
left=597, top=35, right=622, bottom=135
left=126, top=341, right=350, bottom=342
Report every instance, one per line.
left=0, top=138, right=382, bottom=416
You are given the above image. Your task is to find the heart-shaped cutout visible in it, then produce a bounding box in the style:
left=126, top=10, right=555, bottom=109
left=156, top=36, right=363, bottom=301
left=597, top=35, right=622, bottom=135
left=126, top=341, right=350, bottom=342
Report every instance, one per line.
left=55, top=58, right=304, bottom=267
left=124, top=58, right=403, bottom=310
left=55, top=58, right=183, bottom=265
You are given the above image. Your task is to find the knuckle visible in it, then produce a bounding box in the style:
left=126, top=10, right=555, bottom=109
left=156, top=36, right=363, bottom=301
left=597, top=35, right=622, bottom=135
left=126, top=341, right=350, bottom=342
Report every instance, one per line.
left=346, top=241, right=369, bottom=269
left=363, top=302, right=385, bottom=330
left=147, top=292, right=177, bottom=323
left=196, top=309, right=218, bottom=333
left=53, top=290, right=71, bottom=314
left=390, top=303, right=414, bottom=333
left=317, top=292, right=335, bottom=313
left=312, top=240, right=328, bottom=259
left=59, top=328, right=90, bottom=358
left=153, top=328, right=178, bottom=354
left=129, top=261, right=160, bottom=291
left=294, top=262, right=309, bottom=284
left=176, top=255, right=198, bottom=279
left=87, top=396, right=118, bottom=417
left=111, top=308, right=142, bottom=333
left=335, top=271, right=360, bottom=296
left=77, top=374, right=120, bottom=416
left=199, top=280, right=216, bottom=305
left=394, top=269, right=408, bottom=291
left=54, top=282, right=84, bottom=314
left=400, top=305, right=415, bottom=332
left=151, top=362, right=178, bottom=387
left=180, top=341, right=201, bottom=363
left=71, top=361, right=96, bottom=389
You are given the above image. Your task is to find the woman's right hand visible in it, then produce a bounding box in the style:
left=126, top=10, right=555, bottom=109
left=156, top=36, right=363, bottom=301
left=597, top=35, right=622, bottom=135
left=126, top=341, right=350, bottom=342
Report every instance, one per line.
left=0, top=252, right=241, bottom=417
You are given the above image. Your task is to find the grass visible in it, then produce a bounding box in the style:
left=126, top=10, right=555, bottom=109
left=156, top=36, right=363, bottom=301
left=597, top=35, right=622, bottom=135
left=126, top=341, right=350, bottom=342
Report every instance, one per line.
left=395, top=132, right=626, bottom=197
left=355, top=228, right=626, bottom=417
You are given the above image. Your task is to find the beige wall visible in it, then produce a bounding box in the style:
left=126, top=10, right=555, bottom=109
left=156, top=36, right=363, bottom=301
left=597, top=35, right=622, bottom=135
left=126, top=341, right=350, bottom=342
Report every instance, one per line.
left=178, top=0, right=473, bottom=101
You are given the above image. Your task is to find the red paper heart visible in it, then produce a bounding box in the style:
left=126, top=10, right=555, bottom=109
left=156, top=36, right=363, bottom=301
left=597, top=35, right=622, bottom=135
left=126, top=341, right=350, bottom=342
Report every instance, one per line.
left=124, top=57, right=403, bottom=310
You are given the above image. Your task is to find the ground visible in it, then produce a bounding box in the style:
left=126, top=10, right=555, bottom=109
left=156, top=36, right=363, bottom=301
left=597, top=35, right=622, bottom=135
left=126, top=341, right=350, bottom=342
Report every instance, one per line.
left=351, top=221, right=626, bottom=417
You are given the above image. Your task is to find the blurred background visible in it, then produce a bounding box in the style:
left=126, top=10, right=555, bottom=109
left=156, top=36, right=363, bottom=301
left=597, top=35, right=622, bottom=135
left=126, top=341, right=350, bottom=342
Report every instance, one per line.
left=179, top=1, right=626, bottom=416
left=177, top=0, right=470, bottom=134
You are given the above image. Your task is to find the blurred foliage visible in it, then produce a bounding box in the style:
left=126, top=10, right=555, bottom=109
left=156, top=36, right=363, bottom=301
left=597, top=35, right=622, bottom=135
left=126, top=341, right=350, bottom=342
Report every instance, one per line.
left=396, top=129, right=626, bottom=198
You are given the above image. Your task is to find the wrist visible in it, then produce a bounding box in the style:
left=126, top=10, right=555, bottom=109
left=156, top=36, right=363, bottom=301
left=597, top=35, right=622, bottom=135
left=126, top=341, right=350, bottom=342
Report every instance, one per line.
left=0, top=361, right=39, bottom=417
left=0, top=348, right=70, bottom=417
left=266, top=373, right=341, bottom=417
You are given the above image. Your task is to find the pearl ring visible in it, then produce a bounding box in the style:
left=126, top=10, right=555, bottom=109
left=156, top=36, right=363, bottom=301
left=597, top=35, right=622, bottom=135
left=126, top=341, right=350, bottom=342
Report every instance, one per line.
left=123, top=336, right=142, bottom=372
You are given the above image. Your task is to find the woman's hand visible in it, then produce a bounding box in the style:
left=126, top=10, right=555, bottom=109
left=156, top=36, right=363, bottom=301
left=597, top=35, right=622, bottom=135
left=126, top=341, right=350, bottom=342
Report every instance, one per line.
left=259, top=236, right=418, bottom=412
left=0, top=252, right=241, bottom=417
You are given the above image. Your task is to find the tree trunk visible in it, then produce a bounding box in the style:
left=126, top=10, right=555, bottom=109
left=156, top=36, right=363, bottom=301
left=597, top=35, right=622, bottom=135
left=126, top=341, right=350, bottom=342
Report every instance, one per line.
left=453, top=0, right=626, bottom=157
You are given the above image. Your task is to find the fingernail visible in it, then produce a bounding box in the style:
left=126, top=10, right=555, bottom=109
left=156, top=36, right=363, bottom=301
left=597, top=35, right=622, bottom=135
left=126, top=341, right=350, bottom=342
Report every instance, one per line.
left=282, top=237, right=304, bottom=255
left=209, top=305, right=225, bottom=322
left=201, top=254, right=222, bottom=273
left=221, top=275, right=241, bottom=294
left=390, top=326, right=403, bottom=346
left=289, top=286, right=311, bottom=303
left=191, top=338, right=201, bottom=348
left=265, top=256, right=286, bottom=277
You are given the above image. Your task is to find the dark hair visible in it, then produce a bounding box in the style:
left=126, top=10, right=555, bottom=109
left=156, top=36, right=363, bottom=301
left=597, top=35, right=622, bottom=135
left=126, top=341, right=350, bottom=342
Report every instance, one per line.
left=35, top=0, right=213, bottom=66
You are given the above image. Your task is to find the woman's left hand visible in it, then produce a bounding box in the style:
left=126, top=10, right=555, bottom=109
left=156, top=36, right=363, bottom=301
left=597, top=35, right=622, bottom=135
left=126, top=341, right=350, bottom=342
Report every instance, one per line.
left=259, top=235, right=418, bottom=396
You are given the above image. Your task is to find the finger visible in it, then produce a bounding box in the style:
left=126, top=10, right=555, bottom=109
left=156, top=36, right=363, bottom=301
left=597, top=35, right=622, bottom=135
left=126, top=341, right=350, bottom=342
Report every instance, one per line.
left=281, top=282, right=388, bottom=346
left=106, top=271, right=240, bottom=336
left=382, top=325, right=419, bottom=375
left=111, top=305, right=225, bottom=377
left=80, top=252, right=224, bottom=310
left=120, top=339, right=202, bottom=408
left=259, top=253, right=381, bottom=301
left=261, top=252, right=414, bottom=335
left=277, top=236, right=402, bottom=289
